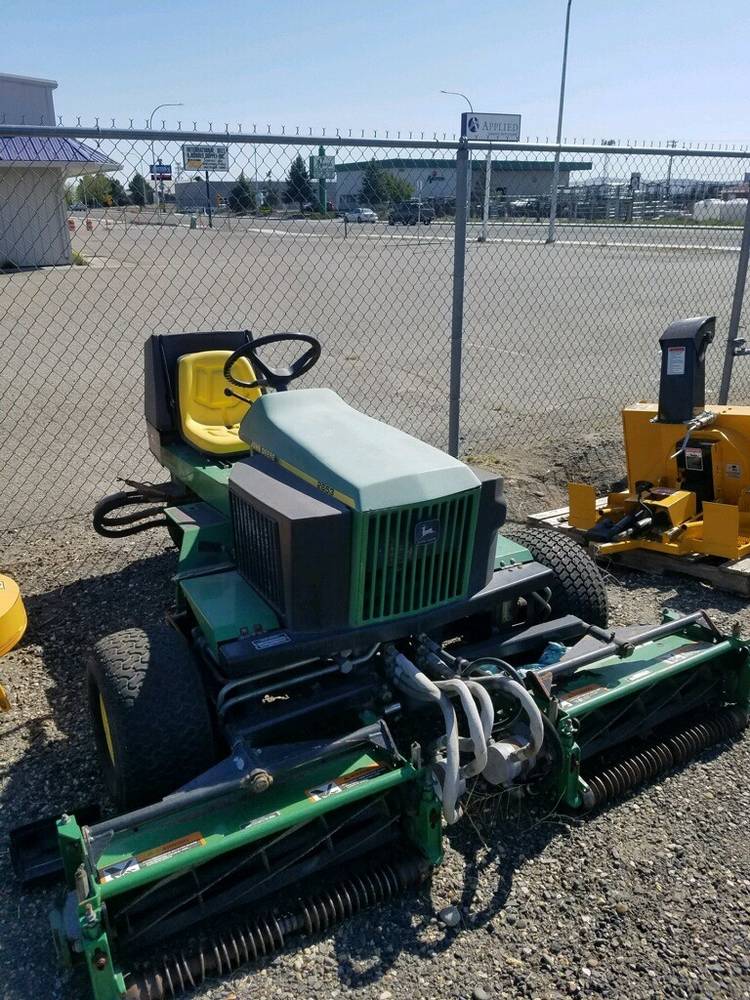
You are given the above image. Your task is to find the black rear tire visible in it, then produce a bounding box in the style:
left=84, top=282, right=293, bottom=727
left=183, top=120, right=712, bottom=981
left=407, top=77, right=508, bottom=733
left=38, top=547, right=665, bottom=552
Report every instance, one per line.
left=501, top=525, right=608, bottom=627
left=87, top=625, right=216, bottom=811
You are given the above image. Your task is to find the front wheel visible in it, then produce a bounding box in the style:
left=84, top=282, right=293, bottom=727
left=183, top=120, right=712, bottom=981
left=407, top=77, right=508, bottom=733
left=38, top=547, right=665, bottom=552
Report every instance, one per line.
left=501, top=526, right=608, bottom=627
left=87, top=625, right=216, bottom=810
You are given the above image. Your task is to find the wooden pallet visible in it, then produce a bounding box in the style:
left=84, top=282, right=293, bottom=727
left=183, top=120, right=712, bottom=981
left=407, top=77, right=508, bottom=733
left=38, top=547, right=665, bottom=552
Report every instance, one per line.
left=528, top=502, right=750, bottom=597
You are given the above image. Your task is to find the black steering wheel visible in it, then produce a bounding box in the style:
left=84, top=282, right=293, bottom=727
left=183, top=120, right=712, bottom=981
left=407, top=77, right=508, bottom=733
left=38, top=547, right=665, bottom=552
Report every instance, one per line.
left=223, top=332, right=321, bottom=392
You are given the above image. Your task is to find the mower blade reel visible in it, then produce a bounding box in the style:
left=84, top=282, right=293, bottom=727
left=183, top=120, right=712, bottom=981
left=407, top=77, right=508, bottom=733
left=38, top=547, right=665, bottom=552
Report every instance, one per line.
left=51, top=740, right=440, bottom=1000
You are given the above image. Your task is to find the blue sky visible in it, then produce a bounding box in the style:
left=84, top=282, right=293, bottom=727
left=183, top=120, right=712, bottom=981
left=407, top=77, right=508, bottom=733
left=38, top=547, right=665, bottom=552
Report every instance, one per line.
left=3, top=0, right=748, bottom=143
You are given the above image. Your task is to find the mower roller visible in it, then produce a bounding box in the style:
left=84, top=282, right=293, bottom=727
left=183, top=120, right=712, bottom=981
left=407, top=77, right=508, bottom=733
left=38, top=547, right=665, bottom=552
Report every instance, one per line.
left=15, top=331, right=748, bottom=1000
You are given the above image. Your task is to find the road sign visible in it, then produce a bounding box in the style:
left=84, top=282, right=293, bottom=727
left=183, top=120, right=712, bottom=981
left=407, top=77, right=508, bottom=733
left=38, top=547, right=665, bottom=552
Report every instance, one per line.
left=181, top=144, right=229, bottom=172
left=460, top=112, right=521, bottom=141
left=150, top=163, right=172, bottom=181
left=309, top=155, right=336, bottom=180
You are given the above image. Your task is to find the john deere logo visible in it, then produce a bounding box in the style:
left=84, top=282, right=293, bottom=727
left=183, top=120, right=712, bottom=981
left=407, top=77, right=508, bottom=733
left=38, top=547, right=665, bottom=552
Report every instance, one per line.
left=415, top=519, right=440, bottom=545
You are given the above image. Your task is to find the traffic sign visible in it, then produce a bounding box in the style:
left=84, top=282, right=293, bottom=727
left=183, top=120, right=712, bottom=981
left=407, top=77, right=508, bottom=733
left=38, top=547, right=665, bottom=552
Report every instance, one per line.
left=150, top=163, right=172, bottom=181
left=460, top=112, right=521, bottom=141
left=181, top=144, right=229, bottom=172
left=309, top=155, right=336, bottom=180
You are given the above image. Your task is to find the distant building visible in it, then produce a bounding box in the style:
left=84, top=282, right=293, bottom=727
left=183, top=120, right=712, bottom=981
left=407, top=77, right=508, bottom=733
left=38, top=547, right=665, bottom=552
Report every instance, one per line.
left=175, top=178, right=286, bottom=213
left=0, top=73, right=118, bottom=267
left=333, top=157, right=593, bottom=209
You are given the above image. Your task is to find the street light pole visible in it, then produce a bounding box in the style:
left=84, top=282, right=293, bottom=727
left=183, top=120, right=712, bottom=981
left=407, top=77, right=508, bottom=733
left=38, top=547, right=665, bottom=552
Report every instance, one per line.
left=546, top=0, right=573, bottom=245
left=147, top=101, right=183, bottom=213
left=441, top=90, right=474, bottom=225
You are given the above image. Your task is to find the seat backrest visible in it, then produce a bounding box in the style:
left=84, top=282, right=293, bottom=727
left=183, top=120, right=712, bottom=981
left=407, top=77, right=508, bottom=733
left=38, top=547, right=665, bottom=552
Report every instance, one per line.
left=178, top=350, right=261, bottom=433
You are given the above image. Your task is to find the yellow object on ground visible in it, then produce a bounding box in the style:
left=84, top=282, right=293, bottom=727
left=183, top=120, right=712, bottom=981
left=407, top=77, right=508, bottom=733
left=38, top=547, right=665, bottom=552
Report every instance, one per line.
left=0, top=573, right=26, bottom=657
left=0, top=572, right=27, bottom=710
left=177, top=350, right=261, bottom=455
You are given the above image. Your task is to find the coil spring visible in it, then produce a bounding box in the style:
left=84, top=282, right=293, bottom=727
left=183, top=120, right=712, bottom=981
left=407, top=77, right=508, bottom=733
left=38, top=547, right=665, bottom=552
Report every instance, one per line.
left=126, top=855, right=425, bottom=1000
left=585, top=706, right=747, bottom=808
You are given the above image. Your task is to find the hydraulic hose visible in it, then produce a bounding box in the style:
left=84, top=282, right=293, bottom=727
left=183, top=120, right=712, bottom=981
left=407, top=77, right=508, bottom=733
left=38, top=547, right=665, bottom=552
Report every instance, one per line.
left=435, top=678, right=488, bottom=778
left=387, top=649, right=465, bottom=823
left=466, top=656, right=525, bottom=686
left=472, top=673, right=545, bottom=762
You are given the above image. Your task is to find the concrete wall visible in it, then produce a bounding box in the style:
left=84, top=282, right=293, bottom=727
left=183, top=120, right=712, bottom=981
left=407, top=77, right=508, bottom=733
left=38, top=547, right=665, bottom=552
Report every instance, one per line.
left=0, top=73, right=57, bottom=126
left=0, top=167, right=70, bottom=266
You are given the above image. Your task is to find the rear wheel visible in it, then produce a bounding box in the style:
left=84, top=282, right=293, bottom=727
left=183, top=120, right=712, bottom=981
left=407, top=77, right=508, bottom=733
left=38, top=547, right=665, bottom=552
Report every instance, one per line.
left=87, top=625, right=216, bottom=811
left=501, top=525, right=608, bottom=627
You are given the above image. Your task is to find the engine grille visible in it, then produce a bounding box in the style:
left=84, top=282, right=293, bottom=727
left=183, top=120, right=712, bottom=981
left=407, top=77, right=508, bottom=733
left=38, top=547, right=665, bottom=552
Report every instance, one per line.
left=231, top=493, right=285, bottom=612
left=353, top=490, right=479, bottom=624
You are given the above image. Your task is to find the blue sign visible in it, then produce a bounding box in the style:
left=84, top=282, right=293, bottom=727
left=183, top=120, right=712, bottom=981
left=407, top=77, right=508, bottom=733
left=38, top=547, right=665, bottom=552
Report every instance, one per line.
left=150, top=163, right=172, bottom=180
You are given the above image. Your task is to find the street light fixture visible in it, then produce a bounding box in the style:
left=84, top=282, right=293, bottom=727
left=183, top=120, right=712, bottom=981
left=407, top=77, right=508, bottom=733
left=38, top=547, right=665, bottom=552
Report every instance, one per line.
left=546, top=0, right=573, bottom=244
left=148, top=102, right=183, bottom=212
left=440, top=90, right=477, bottom=230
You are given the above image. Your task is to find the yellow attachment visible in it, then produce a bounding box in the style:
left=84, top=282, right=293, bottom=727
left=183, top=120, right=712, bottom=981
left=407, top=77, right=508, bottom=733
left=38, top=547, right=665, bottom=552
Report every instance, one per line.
left=177, top=350, right=262, bottom=455
left=99, top=693, right=116, bottom=764
left=0, top=573, right=27, bottom=658
left=646, top=489, right=696, bottom=528
left=568, top=482, right=599, bottom=530
left=702, top=502, right=743, bottom=560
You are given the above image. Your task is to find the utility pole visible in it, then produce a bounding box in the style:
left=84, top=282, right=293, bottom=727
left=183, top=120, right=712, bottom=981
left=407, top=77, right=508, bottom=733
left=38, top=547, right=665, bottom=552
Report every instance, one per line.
left=318, top=145, right=326, bottom=213
left=147, top=101, right=183, bottom=214
left=480, top=147, right=492, bottom=242
left=665, top=138, right=677, bottom=203
left=441, top=90, right=474, bottom=223
left=546, top=0, right=573, bottom=244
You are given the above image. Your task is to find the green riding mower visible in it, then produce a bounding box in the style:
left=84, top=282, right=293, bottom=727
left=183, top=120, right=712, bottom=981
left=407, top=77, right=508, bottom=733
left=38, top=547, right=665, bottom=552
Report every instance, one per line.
left=11, top=331, right=749, bottom=1000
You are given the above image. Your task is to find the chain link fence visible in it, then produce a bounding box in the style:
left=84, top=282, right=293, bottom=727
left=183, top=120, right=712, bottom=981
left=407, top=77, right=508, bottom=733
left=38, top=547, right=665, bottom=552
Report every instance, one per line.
left=1, top=123, right=749, bottom=546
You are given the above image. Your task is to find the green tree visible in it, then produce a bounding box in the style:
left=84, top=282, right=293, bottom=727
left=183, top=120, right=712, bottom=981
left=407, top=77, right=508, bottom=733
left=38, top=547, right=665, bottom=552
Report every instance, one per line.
left=360, top=159, right=388, bottom=205
left=285, top=154, right=313, bottom=210
left=227, top=171, right=256, bottom=214
left=382, top=173, right=413, bottom=203
left=108, top=178, right=130, bottom=206
left=263, top=188, right=279, bottom=208
left=76, top=173, right=114, bottom=207
left=128, top=172, right=154, bottom=206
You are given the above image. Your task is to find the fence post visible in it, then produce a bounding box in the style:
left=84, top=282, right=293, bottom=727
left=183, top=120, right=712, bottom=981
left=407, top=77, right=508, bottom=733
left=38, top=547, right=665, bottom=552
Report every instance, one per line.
left=718, top=195, right=750, bottom=404
left=449, top=136, right=470, bottom=457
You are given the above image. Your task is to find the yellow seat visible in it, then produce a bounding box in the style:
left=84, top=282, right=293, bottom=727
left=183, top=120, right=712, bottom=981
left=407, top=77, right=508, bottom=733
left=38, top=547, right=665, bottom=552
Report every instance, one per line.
left=177, top=350, right=262, bottom=455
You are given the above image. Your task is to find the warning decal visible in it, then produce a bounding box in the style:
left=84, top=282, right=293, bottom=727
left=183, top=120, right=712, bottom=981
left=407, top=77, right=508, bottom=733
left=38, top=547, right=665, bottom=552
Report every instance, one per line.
left=305, top=763, right=386, bottom=802
left=99, top=856, right=140, bottom=883
left=667, top=346, right=686, bottom=376
left=99, top=832, right=205, bottom=883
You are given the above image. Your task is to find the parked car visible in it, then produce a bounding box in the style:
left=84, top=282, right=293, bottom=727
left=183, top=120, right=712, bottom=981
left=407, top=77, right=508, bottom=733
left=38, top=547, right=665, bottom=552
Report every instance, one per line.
left=343, top=207, right=378, bottom=223
left=388, top=201, right=434, bottom=226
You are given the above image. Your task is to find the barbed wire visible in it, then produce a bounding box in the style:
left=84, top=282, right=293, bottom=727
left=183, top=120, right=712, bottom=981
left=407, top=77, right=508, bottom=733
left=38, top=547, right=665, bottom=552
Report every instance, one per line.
left=0, top=111, right=748, bottom=152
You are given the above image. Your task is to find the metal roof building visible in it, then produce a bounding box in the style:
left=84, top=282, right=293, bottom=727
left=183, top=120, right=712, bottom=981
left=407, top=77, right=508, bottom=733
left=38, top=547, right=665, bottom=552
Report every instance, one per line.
left=333, top=157, right=593, bottom=208
left=0, top=74, right=118, bottom=267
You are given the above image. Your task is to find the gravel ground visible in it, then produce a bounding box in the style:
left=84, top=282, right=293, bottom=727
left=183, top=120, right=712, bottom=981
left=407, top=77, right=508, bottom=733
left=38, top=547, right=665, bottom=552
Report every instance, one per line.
left=1, top=520, right=749, bottom=1000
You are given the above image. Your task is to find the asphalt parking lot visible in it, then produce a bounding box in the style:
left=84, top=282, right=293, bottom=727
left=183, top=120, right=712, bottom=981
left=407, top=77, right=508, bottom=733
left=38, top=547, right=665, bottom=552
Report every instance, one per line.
left=0, top=213, right=743, bottom=534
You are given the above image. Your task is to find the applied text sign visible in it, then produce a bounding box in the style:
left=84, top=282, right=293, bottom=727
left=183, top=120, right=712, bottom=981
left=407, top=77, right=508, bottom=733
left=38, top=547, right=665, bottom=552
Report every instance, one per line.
left=461, top=112, right=521, bottom=141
